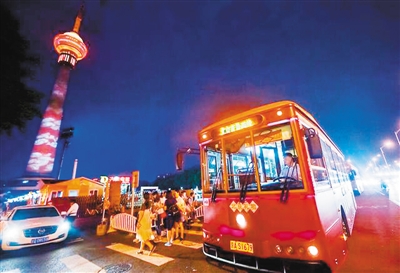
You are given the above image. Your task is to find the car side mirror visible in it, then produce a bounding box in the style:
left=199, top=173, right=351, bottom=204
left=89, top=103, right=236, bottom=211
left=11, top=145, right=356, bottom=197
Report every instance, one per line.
left=60, top=211, right=67, bottom=217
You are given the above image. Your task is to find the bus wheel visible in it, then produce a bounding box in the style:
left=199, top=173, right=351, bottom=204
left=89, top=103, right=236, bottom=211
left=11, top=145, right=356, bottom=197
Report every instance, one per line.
left=341, top=208, right=350, bottom=239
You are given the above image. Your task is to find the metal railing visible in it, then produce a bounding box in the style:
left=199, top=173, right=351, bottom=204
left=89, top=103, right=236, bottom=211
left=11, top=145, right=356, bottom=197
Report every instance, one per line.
left=110, top=205, right=204, bottom=233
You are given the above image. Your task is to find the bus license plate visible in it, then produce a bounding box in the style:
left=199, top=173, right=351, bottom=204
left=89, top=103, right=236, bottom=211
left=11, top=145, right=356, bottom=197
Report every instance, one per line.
left=31, top=237, right=49, bottom=244
left=230, top=240, right=254, bottom=253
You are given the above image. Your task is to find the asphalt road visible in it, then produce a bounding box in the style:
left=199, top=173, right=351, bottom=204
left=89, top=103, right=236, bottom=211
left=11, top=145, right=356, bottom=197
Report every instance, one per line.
left=338, top=184, right=399, bottom=273
left=0, top=183, right=398, bottom=273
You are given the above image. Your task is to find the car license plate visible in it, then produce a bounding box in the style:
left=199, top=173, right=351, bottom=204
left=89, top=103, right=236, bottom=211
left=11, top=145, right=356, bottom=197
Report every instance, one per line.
left=31, top=236, right=49, bottom=244
left=230, top=240, right=254, bottom=253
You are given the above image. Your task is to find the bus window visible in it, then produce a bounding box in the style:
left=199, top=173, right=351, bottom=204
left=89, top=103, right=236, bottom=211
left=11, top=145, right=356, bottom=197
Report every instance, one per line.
left=321, top=140, right=340, bottom=184
left=310, top=157, right=330, bottom=187
left=252, top=125, right=304, bottom=191
left=223, top=132, right=256, bottom=191
left=204, top=141, right=224, bottom=193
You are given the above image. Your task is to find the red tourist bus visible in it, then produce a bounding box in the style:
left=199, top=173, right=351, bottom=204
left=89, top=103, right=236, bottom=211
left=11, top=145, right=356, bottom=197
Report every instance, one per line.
left=177, top=100, right=357, bottom=273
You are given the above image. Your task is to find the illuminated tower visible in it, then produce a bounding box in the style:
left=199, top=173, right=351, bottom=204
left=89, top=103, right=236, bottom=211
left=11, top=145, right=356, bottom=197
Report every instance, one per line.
left=26, top=6, right=88, bottom=175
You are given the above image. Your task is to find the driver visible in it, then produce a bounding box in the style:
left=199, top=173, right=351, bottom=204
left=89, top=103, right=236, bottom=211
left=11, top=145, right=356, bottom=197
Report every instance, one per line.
left=279, top=152, right=302, bottom=181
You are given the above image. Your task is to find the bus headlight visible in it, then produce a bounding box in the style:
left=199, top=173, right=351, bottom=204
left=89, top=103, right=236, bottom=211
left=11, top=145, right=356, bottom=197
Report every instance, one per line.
left=236, top=214, right=247, bottom=228
left=307, top=245, right=319, bottom=257
left=275, top=245, right=282, bottom=253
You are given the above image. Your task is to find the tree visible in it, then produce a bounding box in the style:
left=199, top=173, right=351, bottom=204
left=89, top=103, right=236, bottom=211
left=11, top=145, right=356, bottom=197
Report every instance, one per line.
left=0, top=2, right=43, bottom=136
left=152, top=167, right=201, bottom=190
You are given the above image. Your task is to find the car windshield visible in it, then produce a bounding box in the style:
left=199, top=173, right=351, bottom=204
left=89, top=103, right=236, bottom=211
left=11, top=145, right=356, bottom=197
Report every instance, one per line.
left=12, top=207, right=60, bottom=220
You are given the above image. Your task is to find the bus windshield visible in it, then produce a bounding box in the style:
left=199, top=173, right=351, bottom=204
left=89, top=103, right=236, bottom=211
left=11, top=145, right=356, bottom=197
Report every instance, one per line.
left=203, top=123, right=304, bottom=193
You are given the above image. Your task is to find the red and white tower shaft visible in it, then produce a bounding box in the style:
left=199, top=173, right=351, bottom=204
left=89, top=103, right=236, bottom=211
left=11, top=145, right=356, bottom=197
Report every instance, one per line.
left=26, top=6, right=88, bottom=175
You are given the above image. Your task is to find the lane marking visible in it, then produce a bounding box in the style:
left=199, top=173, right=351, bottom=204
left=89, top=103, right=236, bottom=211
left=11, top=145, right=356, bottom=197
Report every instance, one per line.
left=358, top=205, right=388, bottom=209
left=2, top=269, right=21, bottom=273
left=60, top=254, right=102, bottom=273
left=106, top=243, right=174, bottom=266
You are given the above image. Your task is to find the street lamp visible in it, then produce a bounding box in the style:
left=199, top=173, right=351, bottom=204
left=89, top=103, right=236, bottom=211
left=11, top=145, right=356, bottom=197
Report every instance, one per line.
left=380, top=140, right=394, bottom=168
left=395, top=129, right=400, bottom=146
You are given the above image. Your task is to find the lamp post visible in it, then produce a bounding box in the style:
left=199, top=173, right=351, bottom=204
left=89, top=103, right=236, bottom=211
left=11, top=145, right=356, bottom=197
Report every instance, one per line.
left=57, top=127, right=74, bottom=179
left=380, top=140, right=394, bottom=168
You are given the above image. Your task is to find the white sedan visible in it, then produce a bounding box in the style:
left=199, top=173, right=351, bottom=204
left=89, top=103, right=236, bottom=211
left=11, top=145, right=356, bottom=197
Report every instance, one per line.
left=0, top=205, right=70, bottom=251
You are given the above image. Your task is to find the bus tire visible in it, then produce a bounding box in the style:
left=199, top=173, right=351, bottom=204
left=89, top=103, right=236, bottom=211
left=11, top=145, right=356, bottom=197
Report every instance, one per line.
left=341, top=208, right=351, bottom=238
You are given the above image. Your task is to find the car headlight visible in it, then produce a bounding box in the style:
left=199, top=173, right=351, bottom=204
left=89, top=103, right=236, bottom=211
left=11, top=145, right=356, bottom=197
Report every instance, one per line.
left=59, top=221, right=70, bottom=232
left=4, top=226, right=23, bottom=239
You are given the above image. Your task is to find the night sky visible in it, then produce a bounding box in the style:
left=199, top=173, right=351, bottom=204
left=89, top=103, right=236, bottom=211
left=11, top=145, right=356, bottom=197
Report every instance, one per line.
left=1, top=1, right=399, bottom=183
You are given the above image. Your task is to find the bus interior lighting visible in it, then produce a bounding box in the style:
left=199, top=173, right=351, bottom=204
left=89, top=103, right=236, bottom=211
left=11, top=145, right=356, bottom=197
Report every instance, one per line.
left=267, top=119, right=290, bottom=127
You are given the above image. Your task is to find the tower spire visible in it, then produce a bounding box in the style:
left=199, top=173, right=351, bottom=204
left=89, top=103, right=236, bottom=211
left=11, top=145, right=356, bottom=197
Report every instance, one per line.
left=72, top=4, right=84, bottom=33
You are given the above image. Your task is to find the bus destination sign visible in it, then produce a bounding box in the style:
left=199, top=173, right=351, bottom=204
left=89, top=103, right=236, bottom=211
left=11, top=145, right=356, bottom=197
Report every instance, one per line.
left=220, top=117, right=258, bottom=136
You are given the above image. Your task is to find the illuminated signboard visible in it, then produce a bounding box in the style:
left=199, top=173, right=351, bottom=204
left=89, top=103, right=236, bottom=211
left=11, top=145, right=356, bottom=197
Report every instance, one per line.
left=220, top=118, right=257, bottom=136
left=110, top=176, right=131, bottom=184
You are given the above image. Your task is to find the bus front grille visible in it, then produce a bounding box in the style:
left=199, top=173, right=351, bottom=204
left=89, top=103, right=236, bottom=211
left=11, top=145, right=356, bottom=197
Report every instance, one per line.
left=203, top=243, right=331, bottom=273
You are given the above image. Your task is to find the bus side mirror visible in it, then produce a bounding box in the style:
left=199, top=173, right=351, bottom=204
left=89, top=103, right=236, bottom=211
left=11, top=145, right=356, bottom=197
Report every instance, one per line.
left=304, top=128, right=323, bottom=158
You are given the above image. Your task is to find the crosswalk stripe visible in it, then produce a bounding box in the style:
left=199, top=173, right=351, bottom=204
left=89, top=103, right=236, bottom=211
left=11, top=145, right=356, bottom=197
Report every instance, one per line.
left=106, top=243, right=174, bottom=266
left=60, top=254, right=102, bottom=273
